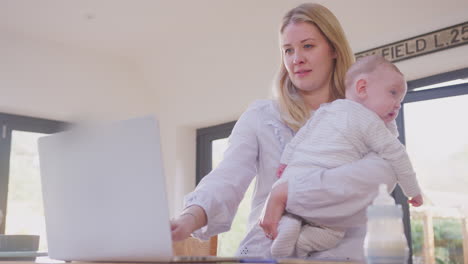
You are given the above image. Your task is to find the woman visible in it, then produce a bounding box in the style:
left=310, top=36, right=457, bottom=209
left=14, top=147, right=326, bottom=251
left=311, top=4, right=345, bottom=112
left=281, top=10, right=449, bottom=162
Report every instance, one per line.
left=171, top=3, right=397, bottom=260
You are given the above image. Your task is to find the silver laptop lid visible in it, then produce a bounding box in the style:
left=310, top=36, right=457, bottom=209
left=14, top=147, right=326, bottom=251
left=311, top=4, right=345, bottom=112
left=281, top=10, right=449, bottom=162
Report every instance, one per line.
left=38, top=116, right=173, bottom=262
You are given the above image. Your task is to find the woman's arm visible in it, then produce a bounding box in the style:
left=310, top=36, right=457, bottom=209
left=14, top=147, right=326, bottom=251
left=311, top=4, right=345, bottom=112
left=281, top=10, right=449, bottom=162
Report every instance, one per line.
left=260, top=152, right=397, bottom=235
left=171, top=205, right=207, bottom=241
left=287, top=152, right=397, bottom=227
left=171, top=101, right=264, bottom=241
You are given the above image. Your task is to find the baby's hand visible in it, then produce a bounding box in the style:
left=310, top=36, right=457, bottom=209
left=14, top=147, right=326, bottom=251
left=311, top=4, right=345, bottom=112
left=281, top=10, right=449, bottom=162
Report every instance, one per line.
left=277, top=164, right=287, bottom=178
left=408, top=194, right=423, bottom=207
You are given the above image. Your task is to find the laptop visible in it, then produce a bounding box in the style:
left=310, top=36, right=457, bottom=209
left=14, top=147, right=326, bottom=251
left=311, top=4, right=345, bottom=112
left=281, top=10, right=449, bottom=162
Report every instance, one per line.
left=38, top=116, right=174, bottom=262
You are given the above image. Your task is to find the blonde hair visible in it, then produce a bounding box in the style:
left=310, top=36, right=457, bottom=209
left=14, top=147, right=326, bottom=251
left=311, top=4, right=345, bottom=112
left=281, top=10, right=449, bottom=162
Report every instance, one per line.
left=345, top=55, right=403, bottom=91
left=274, top=3, right=354, bottom=131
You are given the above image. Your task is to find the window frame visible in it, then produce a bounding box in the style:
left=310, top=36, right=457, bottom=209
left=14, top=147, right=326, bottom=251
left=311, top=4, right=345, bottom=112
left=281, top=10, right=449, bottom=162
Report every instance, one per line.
left=0, top=113, right=66, bottom=234
left=196, top=121, right=236, bottom=185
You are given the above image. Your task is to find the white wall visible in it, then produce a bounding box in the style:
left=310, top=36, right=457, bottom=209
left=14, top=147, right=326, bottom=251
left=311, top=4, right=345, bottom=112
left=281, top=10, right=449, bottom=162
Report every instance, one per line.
left=0, top=31, right=155, bottom=121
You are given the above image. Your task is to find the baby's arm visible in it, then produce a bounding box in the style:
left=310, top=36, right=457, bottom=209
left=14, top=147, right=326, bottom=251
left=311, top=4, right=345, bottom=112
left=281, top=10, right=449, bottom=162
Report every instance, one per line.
left=360, top=118, right=422, bottom=203
left=259, top=182, right=289, bottom=240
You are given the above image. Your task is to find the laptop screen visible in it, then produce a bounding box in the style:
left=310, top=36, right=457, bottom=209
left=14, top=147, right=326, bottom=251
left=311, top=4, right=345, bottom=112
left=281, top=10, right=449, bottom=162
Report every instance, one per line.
left=38, top=116, right=173, bottom=262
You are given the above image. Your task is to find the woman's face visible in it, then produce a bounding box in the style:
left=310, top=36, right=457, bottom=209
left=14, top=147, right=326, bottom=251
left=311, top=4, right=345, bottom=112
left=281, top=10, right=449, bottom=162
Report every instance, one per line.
left=281, top=22, right=336, bottom=96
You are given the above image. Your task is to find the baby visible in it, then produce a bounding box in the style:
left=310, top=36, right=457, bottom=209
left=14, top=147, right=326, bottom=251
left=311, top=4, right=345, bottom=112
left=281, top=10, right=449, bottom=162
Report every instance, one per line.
left=270, top=55, right=423, bottom=258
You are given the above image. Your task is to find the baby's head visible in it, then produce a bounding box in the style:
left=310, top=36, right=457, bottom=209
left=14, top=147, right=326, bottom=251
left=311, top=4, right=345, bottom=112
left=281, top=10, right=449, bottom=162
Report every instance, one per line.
left=345, top=55, right=407, bottom=123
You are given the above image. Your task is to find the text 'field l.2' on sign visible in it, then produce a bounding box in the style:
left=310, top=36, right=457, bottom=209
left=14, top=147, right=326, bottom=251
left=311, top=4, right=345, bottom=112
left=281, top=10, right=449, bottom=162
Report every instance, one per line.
left=355, top=22, right=468, bottom=63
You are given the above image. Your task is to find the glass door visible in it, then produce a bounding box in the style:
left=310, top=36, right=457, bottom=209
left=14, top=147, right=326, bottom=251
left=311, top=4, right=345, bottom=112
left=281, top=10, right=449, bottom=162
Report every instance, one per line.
left=5, top=131, right=48, bottom=251
left=0, top=114, right=65, bottom=252
left=400, top=83, right=468, bottom=264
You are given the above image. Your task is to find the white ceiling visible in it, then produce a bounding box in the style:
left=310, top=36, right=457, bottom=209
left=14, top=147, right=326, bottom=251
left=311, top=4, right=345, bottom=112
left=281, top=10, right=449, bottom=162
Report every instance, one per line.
left=2, top=0, right=467, bottom=64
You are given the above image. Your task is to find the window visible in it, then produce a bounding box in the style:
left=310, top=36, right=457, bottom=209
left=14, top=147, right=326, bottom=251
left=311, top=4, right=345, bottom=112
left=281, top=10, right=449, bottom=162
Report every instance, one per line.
left=0, top=113, right=66, bottom=252
left=395, top=68, right=468, bottom=264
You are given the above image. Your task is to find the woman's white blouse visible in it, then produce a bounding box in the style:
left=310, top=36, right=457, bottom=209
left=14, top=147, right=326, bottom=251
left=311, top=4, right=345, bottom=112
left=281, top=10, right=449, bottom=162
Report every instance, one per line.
left=184, top=99, right=397, bottom=261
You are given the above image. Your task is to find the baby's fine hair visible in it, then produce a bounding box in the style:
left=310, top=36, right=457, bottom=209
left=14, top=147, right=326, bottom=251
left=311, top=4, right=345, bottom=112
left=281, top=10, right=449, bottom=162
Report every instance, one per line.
left=345, top=55, right=403, bottom=89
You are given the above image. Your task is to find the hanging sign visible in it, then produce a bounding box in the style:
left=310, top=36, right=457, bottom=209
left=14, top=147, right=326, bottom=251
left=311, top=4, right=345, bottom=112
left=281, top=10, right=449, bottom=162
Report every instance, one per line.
left=355, top=21, right=468, bottom=63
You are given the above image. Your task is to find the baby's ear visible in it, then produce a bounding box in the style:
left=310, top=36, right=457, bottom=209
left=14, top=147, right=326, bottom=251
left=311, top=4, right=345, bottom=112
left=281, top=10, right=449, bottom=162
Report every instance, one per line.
left=355, top=78, right=367, bottom=98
